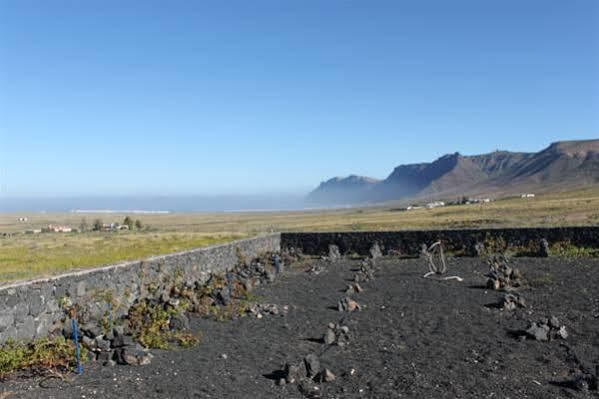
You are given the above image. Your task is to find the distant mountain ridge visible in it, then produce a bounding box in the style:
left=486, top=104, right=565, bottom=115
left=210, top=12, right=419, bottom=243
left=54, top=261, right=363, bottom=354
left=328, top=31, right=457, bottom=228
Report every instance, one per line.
left=308, top=139, right=599, bottom=205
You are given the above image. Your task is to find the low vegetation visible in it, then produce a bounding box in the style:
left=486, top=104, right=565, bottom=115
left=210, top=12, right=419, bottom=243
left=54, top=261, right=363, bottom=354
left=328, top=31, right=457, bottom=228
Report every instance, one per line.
left=128, top=299, right=200, bottom=350
left=0, top=337, right=87, bottom=378
left=0, top=232, right=245, bottom=281
left=1, top=187, right=598, bottom=281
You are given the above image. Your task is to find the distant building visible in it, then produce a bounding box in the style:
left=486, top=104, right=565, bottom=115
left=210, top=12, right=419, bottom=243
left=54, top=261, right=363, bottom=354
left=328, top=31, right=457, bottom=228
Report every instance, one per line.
left=25, top=229, right=42, bottom=234
left=426, top=201, right=445, bottom=209
left=18, top=217, right=28, bottom=222
left=468, top=197, right=492, bottom=204
left=521, top=193, right=535, bottom=198
left=42, top=225, right=73, bottom=233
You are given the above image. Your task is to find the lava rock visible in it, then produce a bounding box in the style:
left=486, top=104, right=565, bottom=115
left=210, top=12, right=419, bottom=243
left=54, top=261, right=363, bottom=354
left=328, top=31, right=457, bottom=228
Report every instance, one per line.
left=526, top=322, right=550, bottom=341
left=369, top=243, right=382, bottom=260
left=283, top=362, right=303, bottom=384
left=81, top=335, right=95, bottom=350
left=328, top=245, right=341, bottom=261
left=304, top=354, right=320, bottom=378
left=81, top=323, right=102, bottom=339
left=170, top=313, right=190, bottom=331
left=95, top=336, right=111, bottom=352
left=317, top=368, right=336, bottom=383
left=557, top=325, right=568, bottom=340
left=539, top=238, right=550, bottom=257
left=324, top=328, right=336, bottom=345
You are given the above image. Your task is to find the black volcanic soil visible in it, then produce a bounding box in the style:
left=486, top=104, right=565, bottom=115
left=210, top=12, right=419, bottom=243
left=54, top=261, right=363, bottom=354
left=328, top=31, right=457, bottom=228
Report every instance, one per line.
left=3, top=256, right=599, bottom=398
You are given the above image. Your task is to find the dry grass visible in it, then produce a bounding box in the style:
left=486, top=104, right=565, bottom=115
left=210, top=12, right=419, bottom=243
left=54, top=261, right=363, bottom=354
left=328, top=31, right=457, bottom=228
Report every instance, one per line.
left=1, top=187, right=598, bottom=281
left=0, top=232, right=244, bottom=282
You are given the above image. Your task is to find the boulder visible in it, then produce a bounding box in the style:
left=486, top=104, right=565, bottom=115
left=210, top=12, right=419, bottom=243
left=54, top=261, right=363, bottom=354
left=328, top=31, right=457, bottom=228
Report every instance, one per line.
left=324, top=328, right=336, bottom=345
left=526, top=322, right=550, bottom=341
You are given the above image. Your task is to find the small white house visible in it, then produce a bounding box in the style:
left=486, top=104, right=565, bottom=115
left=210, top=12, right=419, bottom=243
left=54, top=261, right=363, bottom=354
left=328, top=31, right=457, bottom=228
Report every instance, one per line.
left=426, top=201, right=445, bottom=209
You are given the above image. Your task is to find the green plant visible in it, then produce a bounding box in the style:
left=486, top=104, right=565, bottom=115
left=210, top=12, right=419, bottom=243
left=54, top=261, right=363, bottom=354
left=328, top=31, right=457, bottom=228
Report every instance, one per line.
left=92, top=219, right=103, bottom=232
left=127, top=299, right=195, bottom=350
left=550, top=241, right=599, bottom=258
left=123, top=216, right=134, bottom=230
left=0, top=337, right=87, bottom=377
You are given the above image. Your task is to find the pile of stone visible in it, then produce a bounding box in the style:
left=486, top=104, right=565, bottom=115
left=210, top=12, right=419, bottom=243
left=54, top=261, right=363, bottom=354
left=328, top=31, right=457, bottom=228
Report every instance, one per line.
left=246, top=303, right=288, bottom=319
left=337, top=296, right=361, bottom=312
left=345, top=283, right=363, bottom=295
left=323, top=322, right=351, bottom=346
left=486, top=254, right=523, bottom=291
left=354, top=259, right=376, bottom=283
left=524, top=316, right=568, bottom=341
left=499, top=293, right=526, bottom=311
left=234, top=258, right=278, bottom=288
left=279, top=354, right=335, bottom=386
left=571, top=366, right=599, bottom=392
left=328, top=244, right=341, bottom=261
left=65, top=321, right=153, bottom=366
left=369, top=243, right=383, bottom=260
left=474, top=242, right=486, bottom=257
left=307, top=264, right=326, bottom=275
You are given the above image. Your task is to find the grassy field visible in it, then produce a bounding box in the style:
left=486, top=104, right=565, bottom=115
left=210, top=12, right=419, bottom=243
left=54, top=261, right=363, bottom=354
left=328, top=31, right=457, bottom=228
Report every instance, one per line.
left=1, top=187, right=598, bottom=281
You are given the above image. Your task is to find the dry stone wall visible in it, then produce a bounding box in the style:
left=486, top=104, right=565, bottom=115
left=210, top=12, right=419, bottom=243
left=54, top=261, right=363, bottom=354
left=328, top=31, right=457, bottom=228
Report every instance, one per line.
left=0, top=234, right=280, bottom=344
left=281, top=227, right=599, bottom=257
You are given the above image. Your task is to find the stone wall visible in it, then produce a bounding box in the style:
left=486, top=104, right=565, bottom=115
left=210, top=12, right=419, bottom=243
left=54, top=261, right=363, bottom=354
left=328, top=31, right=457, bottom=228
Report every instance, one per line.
left=0, top=234, right=280, bottom=344
left=281, top=227, right=599, bottom=257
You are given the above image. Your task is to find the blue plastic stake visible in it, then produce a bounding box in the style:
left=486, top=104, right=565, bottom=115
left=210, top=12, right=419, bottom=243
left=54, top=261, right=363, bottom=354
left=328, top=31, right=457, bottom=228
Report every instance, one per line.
left=71, top=318, right=83, bottom=375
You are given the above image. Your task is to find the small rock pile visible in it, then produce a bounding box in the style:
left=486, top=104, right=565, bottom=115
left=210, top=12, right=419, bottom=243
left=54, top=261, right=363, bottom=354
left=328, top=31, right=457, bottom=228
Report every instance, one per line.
left=337, top=296, right=361, bottom=312
left=323, top=322, right=351, bottom=346
left=246, top=303, right=288, bottom=319
left=307, top=264, right=326, bottom=275
left=65, top=322, right=153, bottom=366
left=499, top=293, right=526, bottom=311
left=328, top=244, right=341, bottom=261
left=345, top=283, right=363, bottom=295
left=474, top=242, right=486, bottom=257
left=524, top=316, right=568, bottom=341
left=279, top=354, right=335, bottom=386
left=369, top=243, right=382, bottom=260
left=486, top=254, right=524, bottom=291
left=354, top=259, right=376, bottom=283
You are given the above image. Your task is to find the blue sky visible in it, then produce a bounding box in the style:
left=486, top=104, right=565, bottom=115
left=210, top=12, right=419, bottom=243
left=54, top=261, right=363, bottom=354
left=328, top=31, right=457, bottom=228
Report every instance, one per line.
left=1, top=0, right=597, bottom=197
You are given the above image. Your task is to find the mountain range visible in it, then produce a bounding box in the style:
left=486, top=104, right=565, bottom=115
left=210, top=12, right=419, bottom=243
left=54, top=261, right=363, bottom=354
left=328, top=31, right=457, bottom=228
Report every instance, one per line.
left=308, top=139, right=599, bottom=205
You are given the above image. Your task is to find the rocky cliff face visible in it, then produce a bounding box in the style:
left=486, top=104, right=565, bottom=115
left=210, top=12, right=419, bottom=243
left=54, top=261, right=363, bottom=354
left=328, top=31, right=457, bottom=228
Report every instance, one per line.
left=308, top=139, right=599, bottom=205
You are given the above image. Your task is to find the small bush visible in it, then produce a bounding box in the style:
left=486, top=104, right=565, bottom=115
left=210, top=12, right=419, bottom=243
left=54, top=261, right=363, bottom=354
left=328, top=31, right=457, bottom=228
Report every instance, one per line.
left=128, top=300, right=198, bottom=350
left=0, top=337, right=87, bottom=377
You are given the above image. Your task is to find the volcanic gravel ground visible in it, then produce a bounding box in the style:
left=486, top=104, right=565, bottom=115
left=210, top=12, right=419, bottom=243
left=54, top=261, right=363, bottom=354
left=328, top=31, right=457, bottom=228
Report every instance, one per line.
left=3, top=256, right=599, bottom=398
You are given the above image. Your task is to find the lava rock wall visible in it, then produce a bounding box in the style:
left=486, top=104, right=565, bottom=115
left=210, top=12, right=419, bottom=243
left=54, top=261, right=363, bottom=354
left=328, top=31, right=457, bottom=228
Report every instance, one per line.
left=0, top=234, right=280, bottom=344
left=281, top=227, right=599, bottom=257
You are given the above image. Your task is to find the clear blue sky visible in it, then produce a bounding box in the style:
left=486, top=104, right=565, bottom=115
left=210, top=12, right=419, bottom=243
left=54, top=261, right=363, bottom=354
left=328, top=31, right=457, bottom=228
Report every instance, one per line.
left=1, top=0, right=597, bottom=197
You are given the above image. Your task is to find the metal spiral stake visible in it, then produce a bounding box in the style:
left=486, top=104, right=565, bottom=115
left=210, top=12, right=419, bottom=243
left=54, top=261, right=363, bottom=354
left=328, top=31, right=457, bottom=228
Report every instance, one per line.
left=70, top=308, right=83, bottom=375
